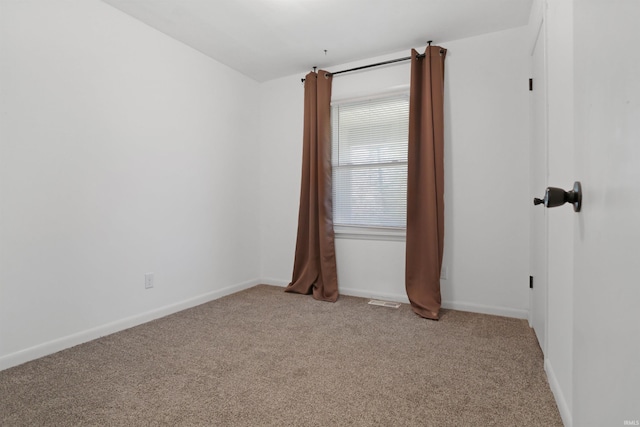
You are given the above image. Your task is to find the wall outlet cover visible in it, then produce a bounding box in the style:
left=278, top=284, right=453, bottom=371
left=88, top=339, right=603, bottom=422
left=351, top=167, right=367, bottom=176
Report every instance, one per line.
left=144, top=273, right=154, bottom=289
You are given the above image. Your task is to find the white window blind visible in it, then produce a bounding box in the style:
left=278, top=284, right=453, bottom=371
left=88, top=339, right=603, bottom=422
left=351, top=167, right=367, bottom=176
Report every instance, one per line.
left=331, top=93, right=409, bottom=229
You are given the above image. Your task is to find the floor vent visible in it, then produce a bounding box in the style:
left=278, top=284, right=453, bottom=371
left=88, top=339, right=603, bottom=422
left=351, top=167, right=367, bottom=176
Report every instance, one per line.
left=368, top=300, right=401, bottom=309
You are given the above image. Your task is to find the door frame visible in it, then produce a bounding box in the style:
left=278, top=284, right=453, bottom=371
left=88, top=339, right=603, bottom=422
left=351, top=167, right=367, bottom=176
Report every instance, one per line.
left=529, top=13, right=549, bottom=355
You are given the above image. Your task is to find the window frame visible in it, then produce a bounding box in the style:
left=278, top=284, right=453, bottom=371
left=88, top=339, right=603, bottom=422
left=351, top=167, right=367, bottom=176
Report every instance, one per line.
left=330, top=88, right=410, bottom=241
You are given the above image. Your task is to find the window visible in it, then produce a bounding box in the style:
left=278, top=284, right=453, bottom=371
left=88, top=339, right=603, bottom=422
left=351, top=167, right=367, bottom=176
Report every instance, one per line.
left=331, top=92, right=409, bottom=235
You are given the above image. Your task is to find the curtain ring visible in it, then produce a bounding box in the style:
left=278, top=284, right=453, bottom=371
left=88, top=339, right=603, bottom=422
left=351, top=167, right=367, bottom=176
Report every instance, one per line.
left=324, top=72, right=330, bottom=79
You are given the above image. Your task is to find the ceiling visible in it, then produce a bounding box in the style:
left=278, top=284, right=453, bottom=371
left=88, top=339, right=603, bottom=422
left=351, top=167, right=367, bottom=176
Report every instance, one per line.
left=101, top=0, right=533, bottom=82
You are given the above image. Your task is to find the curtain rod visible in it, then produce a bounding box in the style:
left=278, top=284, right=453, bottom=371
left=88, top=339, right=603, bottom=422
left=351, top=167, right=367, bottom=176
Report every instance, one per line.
left=300, top=54, right=421, bottom=83
left=301, top=41, right=443, bottom=83
left=328, top=54, right=421, bottom=77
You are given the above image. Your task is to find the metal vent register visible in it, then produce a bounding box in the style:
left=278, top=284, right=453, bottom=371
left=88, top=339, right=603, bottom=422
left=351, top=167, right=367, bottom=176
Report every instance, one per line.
left=368, top=300, right=401, bottom=309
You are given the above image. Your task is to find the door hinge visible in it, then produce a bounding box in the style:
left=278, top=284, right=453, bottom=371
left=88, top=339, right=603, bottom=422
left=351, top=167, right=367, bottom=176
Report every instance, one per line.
left=529, top=78, right=533, bottom=91
left=530, top=276, right=534, bottom=289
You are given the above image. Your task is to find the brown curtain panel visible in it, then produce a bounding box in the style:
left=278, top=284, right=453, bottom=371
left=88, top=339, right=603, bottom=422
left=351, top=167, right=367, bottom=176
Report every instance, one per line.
left=285, top=70, right=339, bottom=302
left=406, top=46, right=447, bottom=320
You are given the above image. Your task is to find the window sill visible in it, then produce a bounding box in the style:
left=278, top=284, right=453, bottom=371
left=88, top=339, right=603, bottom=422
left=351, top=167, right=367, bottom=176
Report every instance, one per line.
left=334, top=225, right=406, bottom=242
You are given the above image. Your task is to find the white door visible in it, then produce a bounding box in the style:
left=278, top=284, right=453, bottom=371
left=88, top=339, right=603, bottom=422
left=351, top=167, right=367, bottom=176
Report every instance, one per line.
left=530, top=20, right=548, bottom=354
left=572, top=1, right=640, bottom=424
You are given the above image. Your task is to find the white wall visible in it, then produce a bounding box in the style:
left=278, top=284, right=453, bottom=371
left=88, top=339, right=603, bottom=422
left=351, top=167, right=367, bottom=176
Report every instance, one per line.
left=0, top=0, right=260, bottom=368
left=259, top=27, right=531, bottom=318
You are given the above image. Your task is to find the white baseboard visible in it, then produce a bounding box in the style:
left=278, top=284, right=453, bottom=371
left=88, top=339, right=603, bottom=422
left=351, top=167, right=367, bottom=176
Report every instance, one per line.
left=263, top=282, right=410, bottom=305
left=0, top=278, right=260, bottom=371
left=259, top=281, right=411, bottom=305
left=545, top=358, right=572, bottom=427
left=264, top=279, right=529, bottom=320
left=260, top=278, right=290, bottom=288
left=2, top=278, right=530, bottom=371
left=260, top=280, right=410, bottom=304
left=341, top=291, right=528, bottom=319
left=441, top=301, right=529, bottom=319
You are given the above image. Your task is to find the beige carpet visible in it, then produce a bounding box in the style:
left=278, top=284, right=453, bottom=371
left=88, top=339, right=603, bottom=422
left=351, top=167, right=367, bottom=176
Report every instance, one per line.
left=0, top=285, right=562, bottom=426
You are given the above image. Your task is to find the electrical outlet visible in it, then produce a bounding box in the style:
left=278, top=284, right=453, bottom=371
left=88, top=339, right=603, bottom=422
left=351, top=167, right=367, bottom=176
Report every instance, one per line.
left=441, top=267, right=447, bottom=280
left=145, top=273, right=154, bottom=289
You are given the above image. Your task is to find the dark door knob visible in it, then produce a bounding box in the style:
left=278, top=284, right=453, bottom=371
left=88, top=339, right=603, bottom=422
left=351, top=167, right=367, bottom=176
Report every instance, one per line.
left=533, top=181, right=582, bottom=212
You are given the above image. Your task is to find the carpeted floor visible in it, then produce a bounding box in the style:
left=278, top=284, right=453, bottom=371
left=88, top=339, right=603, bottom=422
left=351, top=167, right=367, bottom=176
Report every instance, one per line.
left=0, top=285, right=562, bottom=426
